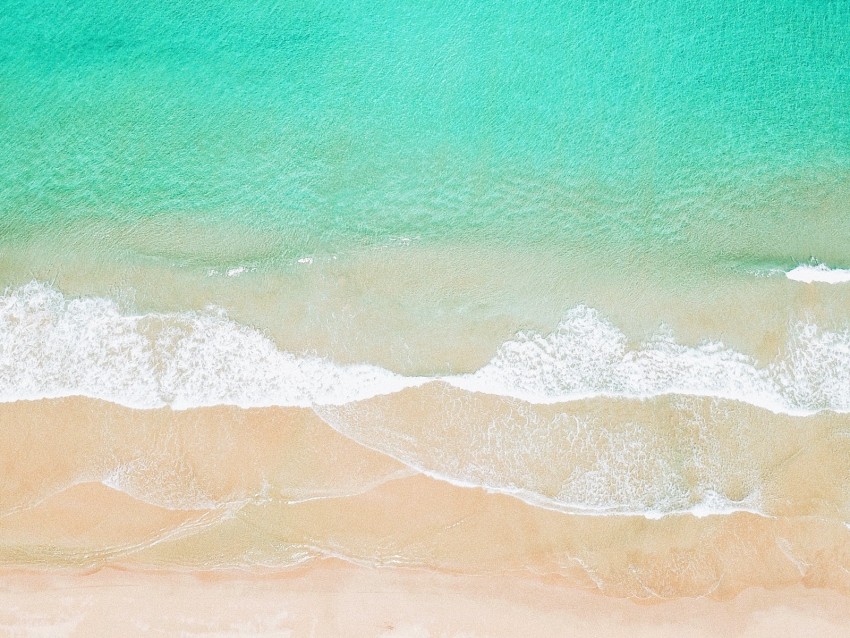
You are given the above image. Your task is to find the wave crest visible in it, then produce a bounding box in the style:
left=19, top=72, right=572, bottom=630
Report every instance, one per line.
left=0, top=282, right=417, bottom=409
left=1, top=282, right=849, bottom=414
left=449, top=305, right=850, bottom=414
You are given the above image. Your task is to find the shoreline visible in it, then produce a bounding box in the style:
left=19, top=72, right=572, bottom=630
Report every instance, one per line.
left=2, top=397, right=850, bottom=598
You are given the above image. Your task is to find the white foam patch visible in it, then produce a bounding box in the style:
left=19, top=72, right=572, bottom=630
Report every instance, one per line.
left=1, top=282, right=849, bottom=415
left=206, top=265, right=257, bottom=277
left=0, top=282, right=422, bottom=409
left=447, top=305, right=850, bottom=414
left=226, top=266, right=251, bottom=277
left=786, top=263, right=850, bottom=284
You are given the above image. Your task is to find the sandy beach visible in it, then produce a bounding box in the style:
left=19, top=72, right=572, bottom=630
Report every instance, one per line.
left=2, top=562, right=850, bottom=637
left=3, top=2, right=849, bottom=634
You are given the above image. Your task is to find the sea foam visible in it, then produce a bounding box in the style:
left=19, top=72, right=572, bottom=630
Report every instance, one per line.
left=786, top=264, right=850, bottom=284
left=447, top=305, right=850, bottom=414
left=0, top=282, right=420, bottom=409
left=1, top=282, right=849, bottom=414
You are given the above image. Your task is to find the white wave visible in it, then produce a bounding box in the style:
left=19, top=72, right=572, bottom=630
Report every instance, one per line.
left=0, top=282, right=423, bottom=409
left=1, top=282, right=849, bottom=414
left=447, top=305, right=850, bottom=414
left=786, top=263, right=850, bottom=284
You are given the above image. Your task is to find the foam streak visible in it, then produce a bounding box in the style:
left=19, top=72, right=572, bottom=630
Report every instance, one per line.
left=1, top=283, right=849, bottom=414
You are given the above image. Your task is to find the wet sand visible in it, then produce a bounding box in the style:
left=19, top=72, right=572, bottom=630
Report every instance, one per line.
left=2, top=398, right=850, bottom=634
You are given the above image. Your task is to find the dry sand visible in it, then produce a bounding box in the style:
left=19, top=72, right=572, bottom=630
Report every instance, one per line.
left=2, top=562, right=850, bottom=637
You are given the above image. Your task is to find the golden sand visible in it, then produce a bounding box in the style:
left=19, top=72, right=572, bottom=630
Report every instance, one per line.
left=2, top=398, right=850, bottom=597
left=2, top=397, right=850, bottom=635
left=2, top=562, right=850, bottom=637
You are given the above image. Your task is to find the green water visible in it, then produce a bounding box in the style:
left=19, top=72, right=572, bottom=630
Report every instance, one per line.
left=1, top=0, right=849, bottom=269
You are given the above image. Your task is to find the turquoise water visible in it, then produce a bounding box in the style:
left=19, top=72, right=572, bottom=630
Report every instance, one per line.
left=1, top=0, right=849, bottom=269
